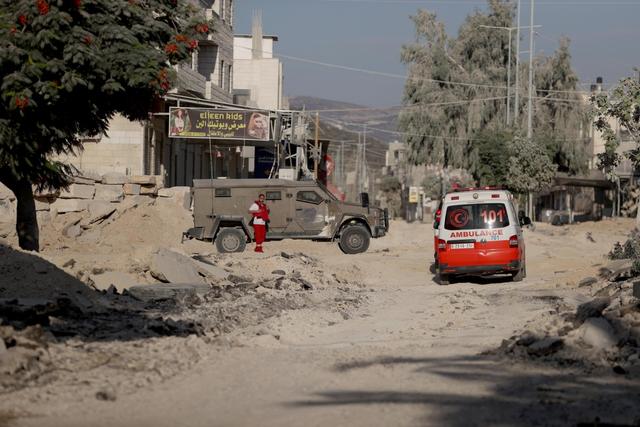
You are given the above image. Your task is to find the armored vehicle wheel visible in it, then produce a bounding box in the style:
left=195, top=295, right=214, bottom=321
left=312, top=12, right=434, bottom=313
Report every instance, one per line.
left=215, top=228, right=246, bottom=253
left=338, top=225, right=370, bottom=254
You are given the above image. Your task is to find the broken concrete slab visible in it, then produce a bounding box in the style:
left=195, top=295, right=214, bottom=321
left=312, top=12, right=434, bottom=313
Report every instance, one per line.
left=527, top=337, right=564, bottom=356
left=578, top=277, right=598, bottom=287
left=75, top=170, right=102, bottom=183
left=156, top=187, right=191, bottom=209
left=94, top=184, right=125, bottom=202
left=140, top=186, right=158, bottom=196
left=599, top=259, right=633, bottom=281
left=101, top=172, right=128, bottom=185
left=0, top=183, right=14, bottom=201
left=575, top=298, right=610, bottom=326
left=577, top=317, right=617, bottom=350
left=89, top=271, right=139, bottom=292
left=85, top=201, right=117, bottom=225
left=123, top=183, right=141, bottom=196
left=192, top=259, right=228, bottom=282
left=129, top=176, right=156, bottom=185
left=150, top=249, right=205, bottom=285
left=59, top=183, right=96, bottom=200
left=51, top=199, right=88, bottom=214
left=127, top=283, right=211, bottom=302
left=34, top=199, right=50, bottom=212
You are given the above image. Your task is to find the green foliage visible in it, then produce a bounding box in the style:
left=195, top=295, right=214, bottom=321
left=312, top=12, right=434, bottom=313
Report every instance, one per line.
left=422, top=170, right=443, bottom=200
left=506, top=136, right=557, bottom=194
left=422, top=168, right=475, bottom=200
left=379, top=175, right=402, bottom=193
left=0, top=0, right=211, bottom=187
left=399, top=1, right=587, bottom=179
left=470, top=128, right=512, bottom=186
left=591, top=76, right=640, bottom=178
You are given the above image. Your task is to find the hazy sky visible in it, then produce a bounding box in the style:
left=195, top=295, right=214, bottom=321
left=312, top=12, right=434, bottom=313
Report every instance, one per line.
left=234, top=0, right=640, bottom=107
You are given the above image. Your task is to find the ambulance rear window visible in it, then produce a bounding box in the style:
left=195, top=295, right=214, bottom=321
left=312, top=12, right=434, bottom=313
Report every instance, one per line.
left=444, top=203, right=509, bottom=230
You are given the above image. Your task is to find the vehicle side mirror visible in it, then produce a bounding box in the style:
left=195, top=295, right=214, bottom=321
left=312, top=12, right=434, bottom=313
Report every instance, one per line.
left=360, top=192, right=369, bottom=208
left=519, top=216, right=532, bottom=226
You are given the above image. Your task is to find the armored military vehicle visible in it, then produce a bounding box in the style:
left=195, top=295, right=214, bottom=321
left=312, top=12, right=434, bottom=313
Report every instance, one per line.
left=184, top=179, right=388, bottom=254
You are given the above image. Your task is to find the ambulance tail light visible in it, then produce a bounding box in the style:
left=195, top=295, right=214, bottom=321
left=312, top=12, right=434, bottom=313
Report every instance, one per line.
left=509, top=235, right=519, bottom=247
left=438, top=239, right=447, bottom=251
left=435, top=209, right=441, bottom=221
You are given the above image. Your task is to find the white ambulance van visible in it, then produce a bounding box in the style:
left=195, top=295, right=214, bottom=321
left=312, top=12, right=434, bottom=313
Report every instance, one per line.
left=434, top=188, right=531, bottom=285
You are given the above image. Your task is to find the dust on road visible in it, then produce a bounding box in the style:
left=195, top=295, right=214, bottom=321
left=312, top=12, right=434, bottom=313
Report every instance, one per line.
left=1, top=216, right=639, bottom=427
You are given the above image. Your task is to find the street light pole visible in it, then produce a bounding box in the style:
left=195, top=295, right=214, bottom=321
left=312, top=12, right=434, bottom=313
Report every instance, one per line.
left=527, top=0, right=535, bottom=140
left=515, top=0, right=521, bottom=123
left=507, top=29, right=512, bottom=125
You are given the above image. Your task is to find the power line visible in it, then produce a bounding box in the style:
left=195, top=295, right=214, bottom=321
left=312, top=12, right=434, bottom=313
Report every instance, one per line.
left=318, top=0, right=640, bottom=4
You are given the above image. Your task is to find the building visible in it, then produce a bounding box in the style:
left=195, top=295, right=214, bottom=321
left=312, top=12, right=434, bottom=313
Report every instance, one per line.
left=232, top=11, right=285, bottom=110
left=61, top=0, right=238, bottom=186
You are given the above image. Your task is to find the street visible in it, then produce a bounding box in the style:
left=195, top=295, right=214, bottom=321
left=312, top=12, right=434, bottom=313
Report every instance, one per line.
left=3, top=219, right=639, bottom=427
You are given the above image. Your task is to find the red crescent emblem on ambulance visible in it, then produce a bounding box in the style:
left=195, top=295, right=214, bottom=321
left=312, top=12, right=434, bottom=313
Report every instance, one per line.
left=449, top=208, right=469, bottom=228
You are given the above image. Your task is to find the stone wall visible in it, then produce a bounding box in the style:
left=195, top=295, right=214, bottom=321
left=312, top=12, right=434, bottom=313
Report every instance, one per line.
left=0, top=172, right=191, bottom=236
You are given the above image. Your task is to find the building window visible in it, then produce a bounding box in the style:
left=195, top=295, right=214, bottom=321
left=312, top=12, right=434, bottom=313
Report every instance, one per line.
left=220, top=0, right=225, bottom=21
left=227, top=64, right=233, bottom=92
left=219, top=59, right=225, bottom=88
left=228, top=0, right=233, bottom=26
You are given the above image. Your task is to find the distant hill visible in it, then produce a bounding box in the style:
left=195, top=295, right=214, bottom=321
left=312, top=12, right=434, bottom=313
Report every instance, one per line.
left=288, top=96, right=399, bottom=145
left=288, top=95, right=396, bottom=200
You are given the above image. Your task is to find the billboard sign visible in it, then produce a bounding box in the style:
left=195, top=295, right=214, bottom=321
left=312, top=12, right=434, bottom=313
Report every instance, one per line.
left=168, top=107, right=270, bottom=141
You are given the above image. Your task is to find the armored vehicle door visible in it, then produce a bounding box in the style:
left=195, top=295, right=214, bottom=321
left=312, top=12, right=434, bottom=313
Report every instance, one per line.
left=286, top=189, right=329, bottom=236
left=262, top=189, right=290, bottom=236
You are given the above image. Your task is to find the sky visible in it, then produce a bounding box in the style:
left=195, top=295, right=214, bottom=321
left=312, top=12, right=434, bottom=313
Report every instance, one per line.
left=233, top=0, right=640, bottom=107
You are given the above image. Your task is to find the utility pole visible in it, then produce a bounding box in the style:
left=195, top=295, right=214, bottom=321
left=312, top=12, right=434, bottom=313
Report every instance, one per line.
left=527, top=0, right=535, bottom=219
left=514, top=0, right=521, bottom=123
left=362, top=124, right=367, bottom=193
left=314, top=112, right=319, bottom=180
left=527, top=0, right=535, bottom=140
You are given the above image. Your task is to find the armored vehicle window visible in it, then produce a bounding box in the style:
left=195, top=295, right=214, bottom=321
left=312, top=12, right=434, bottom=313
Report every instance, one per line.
left=297, top=191, right=322, bottom=204
left=215, top=188, right=231, bottom=198
left=266, top=191, right=281, bottom=201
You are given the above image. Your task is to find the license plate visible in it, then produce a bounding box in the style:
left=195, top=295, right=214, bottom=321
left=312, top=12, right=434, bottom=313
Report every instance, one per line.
left=451, top=243, right=474, bottom=249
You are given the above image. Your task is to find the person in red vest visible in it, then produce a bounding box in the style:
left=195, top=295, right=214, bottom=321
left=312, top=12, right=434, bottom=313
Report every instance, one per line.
left=248, top=193, right=270, bottom=253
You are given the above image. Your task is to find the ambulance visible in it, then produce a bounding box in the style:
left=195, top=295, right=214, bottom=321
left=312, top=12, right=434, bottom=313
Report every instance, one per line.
left=433, top=187, right=531, bottom=285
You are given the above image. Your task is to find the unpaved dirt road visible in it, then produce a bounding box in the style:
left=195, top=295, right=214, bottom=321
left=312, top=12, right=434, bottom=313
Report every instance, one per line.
left=4, top=219, right=640, bottom=427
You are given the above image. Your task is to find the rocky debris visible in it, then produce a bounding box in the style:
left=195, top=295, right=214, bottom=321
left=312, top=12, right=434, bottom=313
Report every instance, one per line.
left=129, top=176, right=156, bottom=185
left=94, top=184, right=125, bottom=203
left=127, top=283, right=211, bottom=302
left=84, top=201, right=117, bottom=226
left=123, top=183, right=141, bottom=196
left=0, top=183, right=14, bottom=201
left=74, top=170, right=102, bottom=183
left=599, top=259, right=633, bottom=281
left=634, top=282, right=640, bottom=299
left=578, top=277, right=599, bottom=287
left=101, top=172, right=127, bottom=185
left=157, top=187, right=192, bottom=209
left=95, top=389, right=117, bottom=402
left=51, top=199, right=88, bottom=214
left=89, top=272, right=139, bottom=292
left=586, top=232, right=596, bottom=243
left=150, top=249, right=205, bottom=285
left=59, top=184, right=96, bottom=200
left=527, top=337, right=564, bottom=356
left=574, top=298, right=611, bottom=326
left=272, top=270, right=286, bottom=276
left=62, top=218, right=83, bottom=238
left=576, top=317, right=618, bottom=351
left=191, top=259, right=228, bottom=283
left=227, top=274, right=254, bottom=285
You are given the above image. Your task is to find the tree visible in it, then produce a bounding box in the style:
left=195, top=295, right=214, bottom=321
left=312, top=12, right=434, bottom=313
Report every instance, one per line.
left=399, top=0, right=514, bottom=169
left=0, top=0, right=210, bottom=251
left=469, top=128, right=513, bottom=186
left=591, top=75, right=640, bottom=224
left=399, top=1, right=587, bottom=182
left=506, top=136, right=557, bottom=216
